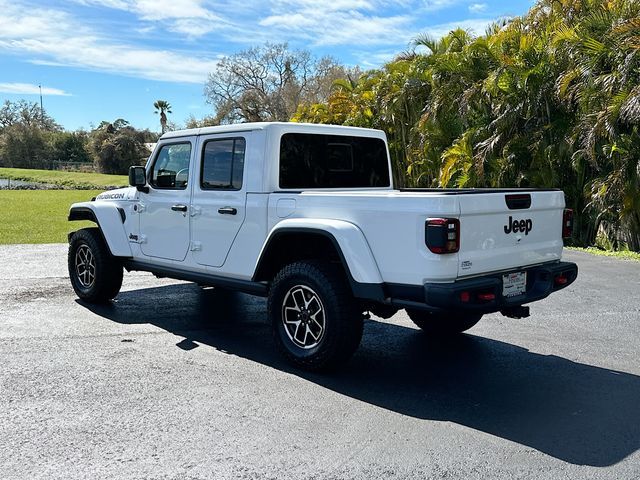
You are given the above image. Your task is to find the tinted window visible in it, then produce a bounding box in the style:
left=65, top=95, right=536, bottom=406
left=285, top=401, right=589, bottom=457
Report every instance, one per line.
left=279, top=133, right=390, bottom=189
left=201, top=138, right=245, bottom=190
left=150, top=143, right=192, bottom=189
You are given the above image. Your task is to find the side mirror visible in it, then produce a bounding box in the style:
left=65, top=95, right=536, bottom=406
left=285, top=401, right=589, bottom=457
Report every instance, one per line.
left=129, top=166, right=148, bottom=193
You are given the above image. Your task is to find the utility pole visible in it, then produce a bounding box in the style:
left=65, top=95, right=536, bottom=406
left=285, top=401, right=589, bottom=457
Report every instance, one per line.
left=38, top=84, right=44, bottom=122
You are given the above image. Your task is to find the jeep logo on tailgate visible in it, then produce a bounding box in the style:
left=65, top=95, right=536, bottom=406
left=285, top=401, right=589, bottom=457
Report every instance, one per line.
left=504, top=216, right=533, bottom=235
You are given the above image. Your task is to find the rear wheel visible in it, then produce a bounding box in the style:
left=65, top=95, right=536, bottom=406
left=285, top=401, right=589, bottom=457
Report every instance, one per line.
left=68, top=228, right=123, bottom=303
left=406, top=309, right=482, bottom=335
left=268, top=261, right=363, bottom=371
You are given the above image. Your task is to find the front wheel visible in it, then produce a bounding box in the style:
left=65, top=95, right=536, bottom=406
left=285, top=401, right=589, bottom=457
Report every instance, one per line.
left=268, top=261, right=363, bottom=371
left=68, top=228, right=123, bottom=303
left=406, top=309, right=482, bottom=335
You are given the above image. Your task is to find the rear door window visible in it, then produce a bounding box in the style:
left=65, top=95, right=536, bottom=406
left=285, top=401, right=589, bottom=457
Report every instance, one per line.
left=201, top=138, right=245, bottom=190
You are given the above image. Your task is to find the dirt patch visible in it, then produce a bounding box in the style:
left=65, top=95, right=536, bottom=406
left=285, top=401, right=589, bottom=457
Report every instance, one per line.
left=4, top=281, right=72, bottom=303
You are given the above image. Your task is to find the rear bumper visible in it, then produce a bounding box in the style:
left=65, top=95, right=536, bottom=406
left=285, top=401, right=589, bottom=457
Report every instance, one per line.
left=386, top=261, right=578, bottom=313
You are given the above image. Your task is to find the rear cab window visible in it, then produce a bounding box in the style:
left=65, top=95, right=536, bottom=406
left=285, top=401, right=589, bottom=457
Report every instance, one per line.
left=279, top=133, right=390, bottom=189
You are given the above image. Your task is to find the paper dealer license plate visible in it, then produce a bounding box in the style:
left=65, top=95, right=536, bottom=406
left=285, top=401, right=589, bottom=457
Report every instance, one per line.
left=502, top=271, right=527, bottom=297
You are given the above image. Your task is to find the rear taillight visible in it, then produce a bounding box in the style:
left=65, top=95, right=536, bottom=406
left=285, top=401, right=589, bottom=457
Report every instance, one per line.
left=425, top=218, right=460, bottom=254
left=562, top=209, right=574, bottom=239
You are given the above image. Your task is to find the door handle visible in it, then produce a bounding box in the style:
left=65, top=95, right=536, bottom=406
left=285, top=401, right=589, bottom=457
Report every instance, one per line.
left=171, top=204, right=188, bottom=212
left=218, top=207, right=237, bottom=215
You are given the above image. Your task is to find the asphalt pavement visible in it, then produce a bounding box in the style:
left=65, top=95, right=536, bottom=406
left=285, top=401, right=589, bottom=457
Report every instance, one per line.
left=1, top=245, right=639, bottom=479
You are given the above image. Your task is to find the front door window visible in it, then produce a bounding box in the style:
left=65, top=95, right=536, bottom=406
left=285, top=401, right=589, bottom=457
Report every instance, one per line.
left=150, top=143, right=191, bottom=189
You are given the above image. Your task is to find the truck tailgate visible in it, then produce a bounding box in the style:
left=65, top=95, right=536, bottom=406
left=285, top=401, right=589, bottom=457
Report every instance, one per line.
left=457, top=191, right=565, bottom=278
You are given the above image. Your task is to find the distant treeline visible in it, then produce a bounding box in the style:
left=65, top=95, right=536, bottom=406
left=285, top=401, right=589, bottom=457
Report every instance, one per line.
left=294, top=0, right=640, bottom=251
left=0, top=100, right=157, bottom=174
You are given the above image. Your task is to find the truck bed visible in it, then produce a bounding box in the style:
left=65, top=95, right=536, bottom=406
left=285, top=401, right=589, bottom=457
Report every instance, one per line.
left=269, top=189, right=566, bottom=284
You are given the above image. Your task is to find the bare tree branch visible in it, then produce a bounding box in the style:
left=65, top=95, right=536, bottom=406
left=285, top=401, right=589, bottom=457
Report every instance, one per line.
left=204, top=43, right=350, bottom=123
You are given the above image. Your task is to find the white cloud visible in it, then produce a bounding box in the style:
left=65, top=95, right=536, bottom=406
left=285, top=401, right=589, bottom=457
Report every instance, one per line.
left=0, top=4, right=73, bottom=38
left=259, top=2, right=414, bottom=47
left=131, top=0, right=214, bottom=21
left=0, top=82, right=71, bottom=96
left=253, top=0, right=475, bottom=48
left=256, top=0, right=478, bottom=47
left=0, top=1, right=222, bottom=84
left=74, top=0, right=129, bottom=8
left=352, top=50, right=399, bottom=69
left=170, top=18, right=218, bottom=38
left=420, top=18, right=494, bottom=38
left=75, top=0, right=211, bottom=20
left=73, top=0, right=225, bottom=38
left=420, top=0, right=462, bottom=12
left=352, top=17, right=493, bottom=67
left=5, top=38, right=221, bottom=84
left=269, top=0, right=375, bottom=11
left=469, top=3, right=488, bottom=13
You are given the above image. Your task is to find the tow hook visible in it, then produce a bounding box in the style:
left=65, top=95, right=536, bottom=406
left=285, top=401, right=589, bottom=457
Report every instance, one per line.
left=501, top=305, right=530, bottom=319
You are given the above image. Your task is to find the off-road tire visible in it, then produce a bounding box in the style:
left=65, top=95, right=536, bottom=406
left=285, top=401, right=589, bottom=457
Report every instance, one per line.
left=406, top=309, right=482, bottom=335
left=268, top=261, right=363, bottom=371
left=68, top=227, right=123, bottom=303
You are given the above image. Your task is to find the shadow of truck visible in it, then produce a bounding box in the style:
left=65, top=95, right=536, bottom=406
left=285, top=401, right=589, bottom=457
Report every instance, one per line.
left=80, top=283, right=640, bottom=467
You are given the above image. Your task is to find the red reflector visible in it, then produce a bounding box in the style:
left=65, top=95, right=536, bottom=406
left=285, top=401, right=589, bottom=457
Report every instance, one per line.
left=460, top=291, right=470, bottom=303
left=555, top=275, right=568, bottom=286
left=478, top=292, right=496, bottom=301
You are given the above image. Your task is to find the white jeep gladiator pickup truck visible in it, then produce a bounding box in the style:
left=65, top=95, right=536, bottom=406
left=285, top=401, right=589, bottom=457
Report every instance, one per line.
left=68, top=122, right=578, bottom=370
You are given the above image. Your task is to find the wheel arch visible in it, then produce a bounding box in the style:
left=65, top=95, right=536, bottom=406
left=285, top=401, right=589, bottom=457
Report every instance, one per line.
left=253, top=219, right=385, bottom=301
left=68, top=202, right=132, bottom=258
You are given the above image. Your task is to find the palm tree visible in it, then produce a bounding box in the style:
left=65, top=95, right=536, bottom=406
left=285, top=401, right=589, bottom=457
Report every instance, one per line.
left=153, top=100, right=172, bottom=134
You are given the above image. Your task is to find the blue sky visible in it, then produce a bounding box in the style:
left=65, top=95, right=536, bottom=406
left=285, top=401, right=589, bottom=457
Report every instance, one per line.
left=0, top=0, right=535, bottom=132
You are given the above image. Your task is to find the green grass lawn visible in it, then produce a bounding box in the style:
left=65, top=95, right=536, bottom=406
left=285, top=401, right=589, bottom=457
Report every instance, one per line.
left=0, top=190, right=102, bottom=244
left=0, top=167, right=128, bottom=189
